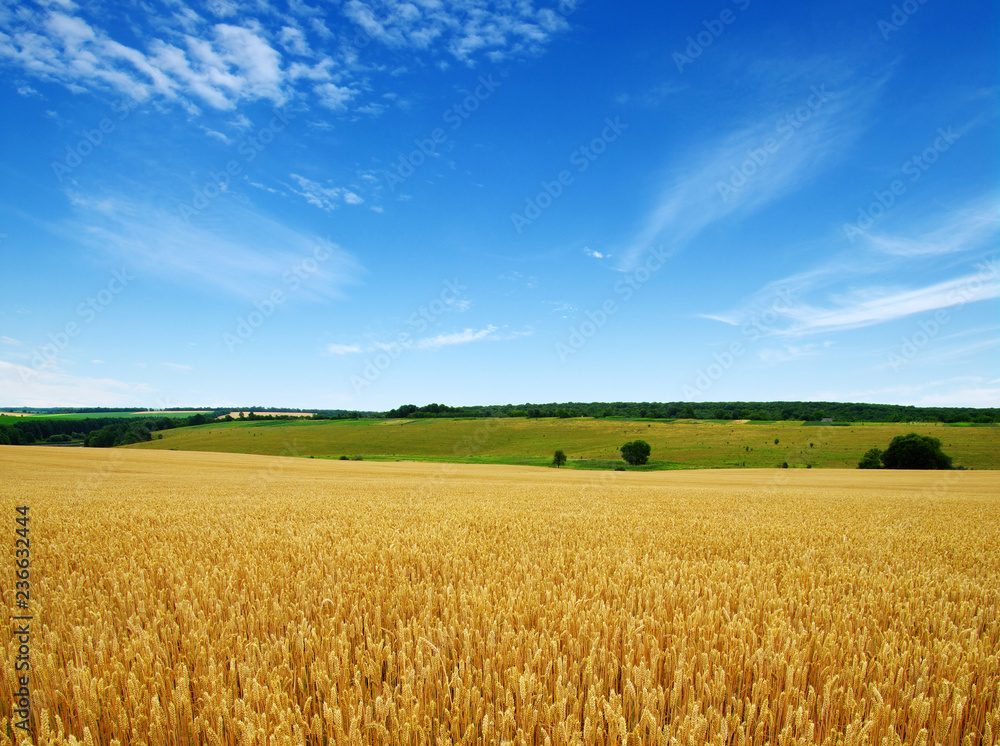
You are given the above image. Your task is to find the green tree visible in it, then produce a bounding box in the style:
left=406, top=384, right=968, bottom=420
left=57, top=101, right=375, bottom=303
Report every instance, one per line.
left=552, top=449, right=567, bottom=467
left=858, top=448, right=883, bottom=469
left=881, top=433, right=953, bottom=470
left=620, top=440, right=651, bottom=465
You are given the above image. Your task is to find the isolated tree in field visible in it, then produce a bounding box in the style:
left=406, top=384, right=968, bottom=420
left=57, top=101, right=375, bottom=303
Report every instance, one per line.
left=881, top=433, right=953, bottom=470
left=552, top=449, right=567, bottom=467
left=858, top=448, right=883, bottom=469
left=620, top=440, right=651, bottom=465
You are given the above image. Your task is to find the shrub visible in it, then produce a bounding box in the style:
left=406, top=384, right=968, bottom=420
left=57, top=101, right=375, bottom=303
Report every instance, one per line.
left=881, top=433, right=953, bottom=470
left=620, top=440, right=651, bottom=466
left=858, top=448, right=883, bottom=469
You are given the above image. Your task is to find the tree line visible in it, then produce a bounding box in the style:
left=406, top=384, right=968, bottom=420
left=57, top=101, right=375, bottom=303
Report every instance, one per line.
left=0, top=413, right=212, bottom=447
left=382, top=401, right=997, bottom=423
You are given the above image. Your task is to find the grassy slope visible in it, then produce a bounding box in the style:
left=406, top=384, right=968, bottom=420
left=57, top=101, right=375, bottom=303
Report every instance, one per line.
left=126, top=417, right=1000, bottom=470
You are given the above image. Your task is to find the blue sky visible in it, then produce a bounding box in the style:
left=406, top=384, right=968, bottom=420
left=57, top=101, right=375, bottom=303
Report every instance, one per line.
left=0, top=0, right=997, bottom=410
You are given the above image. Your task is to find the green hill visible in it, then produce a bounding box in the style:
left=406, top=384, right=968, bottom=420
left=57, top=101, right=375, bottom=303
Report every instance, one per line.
left=126, top=417, right=1000, bottom=470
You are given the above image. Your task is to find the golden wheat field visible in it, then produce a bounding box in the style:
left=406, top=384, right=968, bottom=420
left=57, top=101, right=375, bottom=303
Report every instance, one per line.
left=1, top=447, right=998, bottom=745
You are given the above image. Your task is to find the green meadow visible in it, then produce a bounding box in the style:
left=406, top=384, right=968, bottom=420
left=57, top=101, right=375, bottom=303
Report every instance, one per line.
left=126, top=417, right=1000, bottom=470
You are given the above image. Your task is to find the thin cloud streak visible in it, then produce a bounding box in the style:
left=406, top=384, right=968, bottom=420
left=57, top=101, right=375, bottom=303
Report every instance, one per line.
left=58, top=194, right=364, bottom=301
left=617, top=71, right=885, bottom=270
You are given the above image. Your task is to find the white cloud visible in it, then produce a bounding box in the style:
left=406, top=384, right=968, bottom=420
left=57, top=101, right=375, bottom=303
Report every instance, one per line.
left=288, top=174, right=370, bottom=211
left=617, top=71, right=883, bottom=270
left=315, top=82, right=357, bottom=110
left=59, top=192, right=363, bottom=301
left=414, top=325, right=498, bottom=350
left=288, top=173, right=343, bottom=211
left=0, top=1, right=575, bottom=117
left=860, top=197, right=1000, bottom=257
left=1, top=336, right=20, bottom=345
left=163, top=362, right=192, bottom=371
left=584, top=248, right=606, bottom=259
left=0, top=360, right=151, bottom=408
left=356, top=102, right=388, bottom=116
left=0, top=10, right=293, bottom=110
left=279, top=25, right=311, bottom=57
left=545, top=301, right=576, bottom=316
left=821, top=379, right=999, bottom=408
left=327, top=344, right=362, bottom=355
left=202, top=127, right=232, bottom=144
left=702, top=195, right=1000, bottom=340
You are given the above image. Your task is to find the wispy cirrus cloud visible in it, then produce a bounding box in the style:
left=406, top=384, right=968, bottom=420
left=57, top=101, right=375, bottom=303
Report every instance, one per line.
left=327, top=324, right=513, bottom=357
left=58, top=192, right=363, bottom=301
left=859, top=196, right=1000, bottom=258
left=327, top=344, right=363, bottom=355
left=414, top=325, right=497, bottom=350
left=0, top=360, right=152, bottom=408
left=617, top=65, right=886, bottom=270
left=702, top=194, right=1000, bottom=339
left=817, top=378, right=1000, bottom=408
left=778, top=271, right=999, bottom=337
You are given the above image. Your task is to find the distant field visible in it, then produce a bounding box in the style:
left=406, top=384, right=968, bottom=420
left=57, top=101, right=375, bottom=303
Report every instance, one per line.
left=2, top=447, right=997, bottom=743
left=0, top=410, right=211, bottom=422
left=127, top=417, right=1000, bottom=469
left=223, top=411, right=316, bottom=418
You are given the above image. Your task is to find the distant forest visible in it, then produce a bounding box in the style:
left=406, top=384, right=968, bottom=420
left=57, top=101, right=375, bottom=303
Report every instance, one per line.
left=383, top=401, right=998, bottom=423
left=0, top=409, right=362, bottom=447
